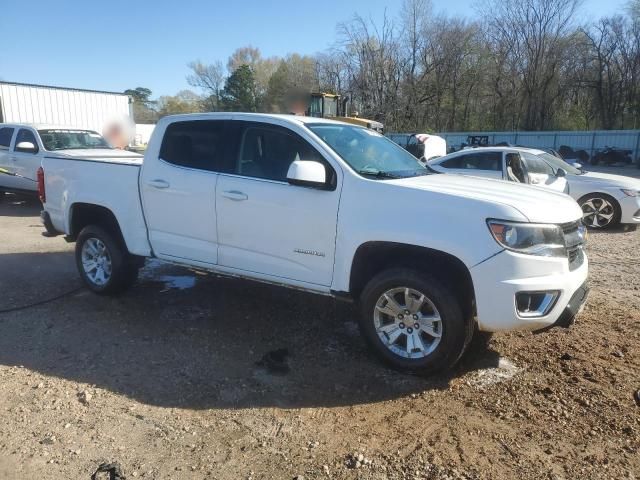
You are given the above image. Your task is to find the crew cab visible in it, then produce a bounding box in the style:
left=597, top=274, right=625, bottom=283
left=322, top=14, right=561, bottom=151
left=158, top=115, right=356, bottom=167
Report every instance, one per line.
left=0, top=123, right=140, bottom=196
left=39, top=113, right=589, bottom=374
left=428, top=147, right=640, bottom=229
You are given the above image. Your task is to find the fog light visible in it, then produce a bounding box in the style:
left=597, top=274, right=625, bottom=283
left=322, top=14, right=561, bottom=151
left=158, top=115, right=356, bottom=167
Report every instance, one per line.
left=516, top=291, right=559, bottom=318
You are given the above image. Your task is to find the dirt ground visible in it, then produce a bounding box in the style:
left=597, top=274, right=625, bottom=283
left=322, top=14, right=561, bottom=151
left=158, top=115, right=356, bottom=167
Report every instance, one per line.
left=0, top=189, right=638, bottom=480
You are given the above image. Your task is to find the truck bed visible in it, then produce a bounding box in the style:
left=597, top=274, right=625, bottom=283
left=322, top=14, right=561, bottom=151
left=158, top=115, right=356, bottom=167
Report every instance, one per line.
left=42, top=154, right=151, bottom=256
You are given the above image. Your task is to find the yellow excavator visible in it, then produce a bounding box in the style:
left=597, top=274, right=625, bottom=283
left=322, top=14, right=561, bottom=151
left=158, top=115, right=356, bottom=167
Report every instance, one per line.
left=306, top=93, right=384, bottom=133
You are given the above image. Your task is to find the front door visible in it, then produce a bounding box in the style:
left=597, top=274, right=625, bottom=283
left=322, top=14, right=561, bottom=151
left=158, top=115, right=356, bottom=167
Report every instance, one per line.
left=11, top=128, right=41, bottom=190
left=216, top=121, right=341, bottom=286
left=140, top=119, right=230, bottom=265
left=0, top=127, right=18, bottom=191
left=520, top=152, right=568, bottom=193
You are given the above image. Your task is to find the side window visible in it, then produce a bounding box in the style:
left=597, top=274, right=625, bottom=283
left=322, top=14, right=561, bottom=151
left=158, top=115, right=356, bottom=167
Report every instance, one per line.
left=461, top=152, right=502, bottom=171
left=159, top=120, right=230, bottom=172
left=440, top=156, right=464, bottom=169
left=236, top=124, right=324, bottom=182
left=522, top=152, right=555, bottom=175
left=0, top=127, right=15, bottom=150
left=14, top=129, right=39, bottom=153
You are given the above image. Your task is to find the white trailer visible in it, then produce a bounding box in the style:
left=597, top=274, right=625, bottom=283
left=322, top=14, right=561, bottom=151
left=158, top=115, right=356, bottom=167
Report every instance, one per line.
left=0, top=81, right=131, bottom=133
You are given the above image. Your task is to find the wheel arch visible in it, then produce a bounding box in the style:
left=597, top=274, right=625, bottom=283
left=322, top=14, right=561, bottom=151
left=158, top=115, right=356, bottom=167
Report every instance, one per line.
left=68, top=202, right=126, bottom=249
left=349, top=241, right=475, bottom=319
left=576, top=191, right=620, bottom=205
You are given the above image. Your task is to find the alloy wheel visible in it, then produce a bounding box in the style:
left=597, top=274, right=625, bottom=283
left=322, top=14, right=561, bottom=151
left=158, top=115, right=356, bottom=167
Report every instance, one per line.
left=581, top=197, right=615, bottom=228
left=81, top=238, right=112, bottom=286
left=373, top=287, right=442, bottom=359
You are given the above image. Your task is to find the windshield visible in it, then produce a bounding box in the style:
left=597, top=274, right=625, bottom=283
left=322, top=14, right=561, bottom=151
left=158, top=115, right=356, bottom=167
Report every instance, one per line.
left=307, top=123, right=429, bottom=179
left=38, top=129, right=111, bottom=151
left=537, top=152, right=582, bottom=175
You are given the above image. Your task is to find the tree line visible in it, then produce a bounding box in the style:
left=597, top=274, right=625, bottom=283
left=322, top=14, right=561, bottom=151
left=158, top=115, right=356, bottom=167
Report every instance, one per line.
left=128, top=0, right=640, bottom=132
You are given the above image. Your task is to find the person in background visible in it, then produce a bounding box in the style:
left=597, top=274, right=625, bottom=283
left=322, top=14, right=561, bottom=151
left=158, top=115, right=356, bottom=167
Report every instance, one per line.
left=102, top=117, right=133, bottom=150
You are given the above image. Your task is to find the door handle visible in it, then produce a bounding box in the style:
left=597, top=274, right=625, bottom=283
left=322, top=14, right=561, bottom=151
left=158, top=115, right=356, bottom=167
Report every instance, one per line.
left=221, top=190, right=248, bottom=201
left=147, top=179, right=170, bottom=189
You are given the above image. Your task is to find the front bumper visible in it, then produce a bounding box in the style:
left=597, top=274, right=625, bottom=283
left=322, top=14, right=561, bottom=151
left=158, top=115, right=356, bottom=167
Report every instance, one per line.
left=471, top=249, right=589, bottom=332
left=618, top=194, right=640, bottom=224
left=533, top=281, right=589, bottom=333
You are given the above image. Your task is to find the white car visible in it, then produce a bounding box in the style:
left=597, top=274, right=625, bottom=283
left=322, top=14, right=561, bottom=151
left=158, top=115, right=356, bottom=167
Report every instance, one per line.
left=428, top=147, right=640, bottom=229
left=39, top=113, right=588, bottom=374
left=0, top=123, right=141, bottom=196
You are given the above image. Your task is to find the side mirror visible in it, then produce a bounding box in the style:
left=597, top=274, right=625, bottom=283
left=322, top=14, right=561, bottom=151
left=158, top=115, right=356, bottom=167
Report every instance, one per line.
left=573, top=162, right=582, bottom=170
left=556, top=168, right=567, bottom=178
left=16, top=141, right=38, bottom=154
left=286, top=160, right=327, bottom=188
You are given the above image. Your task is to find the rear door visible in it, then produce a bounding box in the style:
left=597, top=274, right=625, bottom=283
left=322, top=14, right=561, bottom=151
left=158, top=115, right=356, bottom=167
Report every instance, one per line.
left=520, top=152, right=567, bottom=193
left=140, top=119, right=233, bottom=266
left=11, top=128, right=42, bottom=190
left=0, top=126, right=17, bottom=190
left=216, top=120, right=341, bottom=286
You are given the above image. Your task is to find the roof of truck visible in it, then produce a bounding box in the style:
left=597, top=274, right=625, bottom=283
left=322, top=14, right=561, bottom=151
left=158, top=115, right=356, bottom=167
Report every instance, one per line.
left=158, top=112, right=366, bottom=127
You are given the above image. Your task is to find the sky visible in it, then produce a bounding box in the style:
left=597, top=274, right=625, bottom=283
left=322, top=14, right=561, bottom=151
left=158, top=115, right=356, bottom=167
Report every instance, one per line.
left=0, top=0, right=629, bottom=98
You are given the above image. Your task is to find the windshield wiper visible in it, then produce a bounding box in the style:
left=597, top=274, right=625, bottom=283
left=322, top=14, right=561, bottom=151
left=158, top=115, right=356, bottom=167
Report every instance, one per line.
left=357, top=169, right=401, bottom=179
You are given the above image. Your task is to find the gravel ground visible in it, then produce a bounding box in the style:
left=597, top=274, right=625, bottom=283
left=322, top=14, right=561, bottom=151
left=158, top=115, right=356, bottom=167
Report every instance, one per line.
left=0, top=193, right=638, bottom=480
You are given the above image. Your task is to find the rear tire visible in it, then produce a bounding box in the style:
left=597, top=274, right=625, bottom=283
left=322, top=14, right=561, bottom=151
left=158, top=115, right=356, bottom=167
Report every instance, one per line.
left=359, top=268, right=473, bottom=375
left=75, top=225, right=139, bottom=295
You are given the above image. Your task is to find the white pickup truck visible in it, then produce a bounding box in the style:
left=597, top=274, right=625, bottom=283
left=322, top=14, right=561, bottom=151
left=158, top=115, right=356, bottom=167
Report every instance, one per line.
left=40, top=113, right=589, bottom=374
left=0, top=123, right=140, bottom=195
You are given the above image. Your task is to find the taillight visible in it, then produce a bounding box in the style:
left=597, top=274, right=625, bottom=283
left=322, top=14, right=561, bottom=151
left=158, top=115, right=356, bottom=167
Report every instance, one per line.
left=37, top=166, right=45, bottom=203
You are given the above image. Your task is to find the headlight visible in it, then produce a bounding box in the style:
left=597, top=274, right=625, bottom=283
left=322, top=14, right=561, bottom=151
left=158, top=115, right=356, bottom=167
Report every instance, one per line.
left=487, top=220, right=566, bottom=257
left=621, top=188, right=640, bottom=197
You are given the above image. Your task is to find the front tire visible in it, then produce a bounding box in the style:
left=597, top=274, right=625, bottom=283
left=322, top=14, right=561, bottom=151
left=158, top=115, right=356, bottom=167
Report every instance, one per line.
left=75, top=225, right=139, bottom=295
left=359, top=268, right=473, bottom=375
left=579, top=193, right=621, bottom=229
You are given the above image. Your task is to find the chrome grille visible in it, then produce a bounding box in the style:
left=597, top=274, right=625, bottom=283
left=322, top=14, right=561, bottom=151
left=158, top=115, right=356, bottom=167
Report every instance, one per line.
left=560, top=220, right=586, bottom=271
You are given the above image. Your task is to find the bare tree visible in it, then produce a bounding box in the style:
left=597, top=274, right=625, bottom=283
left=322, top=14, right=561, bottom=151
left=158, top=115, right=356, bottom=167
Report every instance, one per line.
left=481, top=0, right=581, bottom=129
left=178, top=1, right=640, bottom=132
left=187, top=61, right=225, bottom=111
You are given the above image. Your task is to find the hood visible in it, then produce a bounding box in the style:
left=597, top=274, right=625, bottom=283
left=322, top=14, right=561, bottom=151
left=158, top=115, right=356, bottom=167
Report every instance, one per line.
left=389, top=173, right=583, bottom=224
left=52, top=148, right=143, bottom=160
left=570, top=171, right=640, bottom=189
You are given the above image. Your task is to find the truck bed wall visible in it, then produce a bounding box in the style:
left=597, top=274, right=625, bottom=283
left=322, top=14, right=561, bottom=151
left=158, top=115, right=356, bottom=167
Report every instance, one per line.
left=43, top=156, right=151, bottom=256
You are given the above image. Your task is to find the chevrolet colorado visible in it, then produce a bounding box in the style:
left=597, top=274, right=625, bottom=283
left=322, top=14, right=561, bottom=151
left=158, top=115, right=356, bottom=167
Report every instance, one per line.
left=39, top=113, right=589, bottom=373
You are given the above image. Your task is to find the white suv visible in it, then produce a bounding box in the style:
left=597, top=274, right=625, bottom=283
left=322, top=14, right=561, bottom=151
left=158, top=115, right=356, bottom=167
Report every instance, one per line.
left=428, top=146, right=640, bottom=229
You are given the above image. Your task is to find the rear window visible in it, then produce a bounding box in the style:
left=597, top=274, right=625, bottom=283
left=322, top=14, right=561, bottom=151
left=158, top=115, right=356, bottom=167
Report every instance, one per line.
left=441, top=152, right=502, bottom=171
left=159, top=120, right=230, bottom=172
left=0, top=127, right=14, bottom=149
